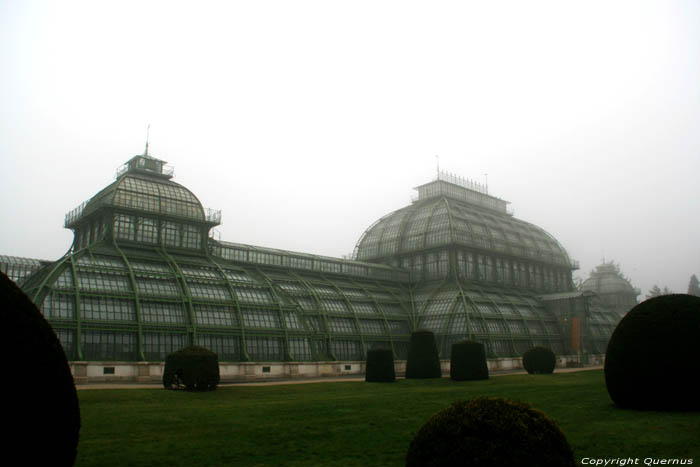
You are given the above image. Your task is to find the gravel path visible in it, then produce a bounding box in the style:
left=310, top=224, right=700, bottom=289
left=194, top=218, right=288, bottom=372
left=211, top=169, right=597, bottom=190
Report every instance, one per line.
left=76, top=365, right=603, bottom=390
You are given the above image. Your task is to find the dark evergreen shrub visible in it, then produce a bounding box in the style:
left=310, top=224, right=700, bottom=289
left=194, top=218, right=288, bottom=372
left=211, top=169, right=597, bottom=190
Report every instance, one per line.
left=406, top=397, right=576, bottom=467
left=1, top=271, right=81, bottom=466
left=405, top=329, right=442, bottom=379
left=522, top=346, right=556, bottom=374
left=605, top=294, right=700, bottom=410
left=163, top=345, right=220, bottom=391
left=365, top=348, right=396, bottom=382
left=450, top=340, right=489, bottom=381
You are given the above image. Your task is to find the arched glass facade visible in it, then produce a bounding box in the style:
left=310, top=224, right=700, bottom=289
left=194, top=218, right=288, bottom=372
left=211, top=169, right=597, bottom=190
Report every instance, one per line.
left=411, top=280, right=566, bottom=358
left=22, top=245, right=412, bottom=362
left=10, top=160, right=629, bottom=362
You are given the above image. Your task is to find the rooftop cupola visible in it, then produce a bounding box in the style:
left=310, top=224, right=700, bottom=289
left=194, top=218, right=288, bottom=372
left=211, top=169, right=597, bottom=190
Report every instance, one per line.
left=63, top=150, right=221, bottom=252
left=413, top=170, right=510, bottom=214
left=116, top=154, right=174, bottom=180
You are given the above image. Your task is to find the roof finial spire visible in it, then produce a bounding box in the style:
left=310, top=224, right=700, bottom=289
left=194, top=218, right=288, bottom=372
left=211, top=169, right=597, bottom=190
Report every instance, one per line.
left=436, top=155, right=440, bottom=178
left=144, top=124, right=151, bottom=156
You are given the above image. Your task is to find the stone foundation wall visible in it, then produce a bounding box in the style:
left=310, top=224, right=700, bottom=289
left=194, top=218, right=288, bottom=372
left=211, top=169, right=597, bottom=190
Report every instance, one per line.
left=71, top=354, right=601, bottom=385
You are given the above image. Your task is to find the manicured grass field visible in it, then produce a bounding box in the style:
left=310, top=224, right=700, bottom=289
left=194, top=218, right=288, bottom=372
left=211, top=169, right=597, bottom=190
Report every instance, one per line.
left=75, top=370, right=700, bottom=466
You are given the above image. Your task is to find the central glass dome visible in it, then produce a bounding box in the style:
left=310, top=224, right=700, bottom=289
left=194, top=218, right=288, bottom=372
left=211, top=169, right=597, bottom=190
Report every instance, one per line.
left=354, top=173, right=576, bottom=292
left=355, top=177, right=573, bottom=268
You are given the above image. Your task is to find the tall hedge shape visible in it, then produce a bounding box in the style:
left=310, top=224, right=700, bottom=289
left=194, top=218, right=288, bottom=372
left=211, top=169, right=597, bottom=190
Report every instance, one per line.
left=365, top=348, right=396, bottom=382
left=1, top=271, right=81, bottom=466
left=163, top=345, right=220, bottom=391
left=405, top=329, right=442, bottom=379
left=406, top=397, right=576, bottom=467
left=450, top=340, right=489, bottom=381
left=522, top=346, right=556, bottom=374
left=605, top=294, right=700, bottom=410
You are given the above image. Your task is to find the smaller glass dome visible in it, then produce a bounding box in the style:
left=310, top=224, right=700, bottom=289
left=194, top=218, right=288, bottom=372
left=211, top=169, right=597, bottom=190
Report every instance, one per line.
left=65, top=155, right=207, bottom=227
left=581, top=262, right=639, bottom=296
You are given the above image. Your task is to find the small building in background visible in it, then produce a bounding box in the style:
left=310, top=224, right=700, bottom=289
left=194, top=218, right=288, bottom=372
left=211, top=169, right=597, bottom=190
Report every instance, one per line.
left=581, top=261, right=640, bottom=318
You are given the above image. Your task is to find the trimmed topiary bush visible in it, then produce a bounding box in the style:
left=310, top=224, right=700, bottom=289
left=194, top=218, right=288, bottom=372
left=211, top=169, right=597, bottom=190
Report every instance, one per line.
left=163, top=345, right=220, bottom=391
left=1, top=271, right=81, bottom=466
left=450, top=340, right=489, bottom=381
left=406, top=397, right=576, bottom=467
left=605, top=294, right=700, bottom=410
left=405, top=329, right=442, bottom=379
left=365, top=348, right=396, bottom=382
left=522, top=346, right=556, bottom=374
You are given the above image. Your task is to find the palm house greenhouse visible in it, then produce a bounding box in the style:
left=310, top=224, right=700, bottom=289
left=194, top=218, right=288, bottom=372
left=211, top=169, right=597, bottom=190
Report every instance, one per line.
left=2, top=152, right=633, bottom=382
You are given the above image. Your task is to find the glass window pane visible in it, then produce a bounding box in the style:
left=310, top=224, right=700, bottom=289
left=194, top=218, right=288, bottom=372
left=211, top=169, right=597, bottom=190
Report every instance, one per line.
left=140, top=301, right=188, bottom=324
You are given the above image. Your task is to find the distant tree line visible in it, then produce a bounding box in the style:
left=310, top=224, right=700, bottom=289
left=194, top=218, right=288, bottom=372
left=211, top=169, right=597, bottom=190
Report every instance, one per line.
left=645, top=274, right=700, bottom=299
left=646, top=285, right=672, bottom=299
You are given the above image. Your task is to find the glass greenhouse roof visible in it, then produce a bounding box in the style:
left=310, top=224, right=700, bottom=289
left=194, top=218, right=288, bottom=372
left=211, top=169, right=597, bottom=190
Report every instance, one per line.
left=3, top=154, right=627, bottom=364
left=410, top=278, right=569, bottom=358
left=20, top=243, right=413, bottom=362
left=65, top=155, right=220, bottom=227
left=354, top=185, right=574, bottom=269
left=0, top=255, right=50, bottom=284
left=211, top=240, right=410, bottom=282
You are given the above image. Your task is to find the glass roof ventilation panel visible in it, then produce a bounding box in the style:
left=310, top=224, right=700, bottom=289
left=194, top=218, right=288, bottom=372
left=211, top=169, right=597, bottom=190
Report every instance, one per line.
left=413, top=170, right=511, bottom=214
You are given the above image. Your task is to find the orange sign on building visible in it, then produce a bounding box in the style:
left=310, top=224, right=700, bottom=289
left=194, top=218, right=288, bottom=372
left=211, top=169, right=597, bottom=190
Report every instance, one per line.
left=571, top=317, right=581, bottom=353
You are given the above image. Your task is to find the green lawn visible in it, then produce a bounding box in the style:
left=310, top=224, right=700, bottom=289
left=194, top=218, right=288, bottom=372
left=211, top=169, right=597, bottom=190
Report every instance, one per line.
left=75, top=370, right=700, bottom=466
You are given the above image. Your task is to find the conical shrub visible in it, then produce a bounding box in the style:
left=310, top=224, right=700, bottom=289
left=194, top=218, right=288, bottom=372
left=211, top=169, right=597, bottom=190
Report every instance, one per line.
left=365, top=348, right=395, bottom=382
left=405, top=330, right=441, bottom=379
left=450, top=340, right=489, bottom=381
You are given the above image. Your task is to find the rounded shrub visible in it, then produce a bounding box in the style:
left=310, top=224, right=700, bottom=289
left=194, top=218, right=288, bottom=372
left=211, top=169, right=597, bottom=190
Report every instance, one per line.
left=405, top=329, right=442, bottom=379
left=522, top=346, right=556, bottom=374
left=450, top=340, right=489, bottom=381
left=365, top=348, right=396, bottom=382
left=605, top=294, right=700, bottom=410
left=1, top=271, right=81, bottom=466
left=163, top=345, right=220, bottom=391
left=406, top=397, right=576, bottom=467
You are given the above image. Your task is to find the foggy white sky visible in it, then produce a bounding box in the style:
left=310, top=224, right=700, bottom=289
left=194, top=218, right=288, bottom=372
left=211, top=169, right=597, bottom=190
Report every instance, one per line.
left=1, top=0, right=699, bottom=297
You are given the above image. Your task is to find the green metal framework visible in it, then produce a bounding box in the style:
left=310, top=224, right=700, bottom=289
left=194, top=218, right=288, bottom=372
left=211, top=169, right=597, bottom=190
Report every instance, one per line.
left=411, top=278, right=567, bottom=358
left=354, top=172, right=579, bottom=290
left=10, top=158, right=627, bottom=362
left=21, top=242, right=413, bottom=362
left=0, top=255, right=50, bottom=283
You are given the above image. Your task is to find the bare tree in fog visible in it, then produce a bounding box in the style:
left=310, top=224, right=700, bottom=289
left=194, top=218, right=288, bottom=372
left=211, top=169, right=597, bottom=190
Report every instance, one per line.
left=688, top=274, right=700, bottom=296
left=646, top=285, right=673, bottom=299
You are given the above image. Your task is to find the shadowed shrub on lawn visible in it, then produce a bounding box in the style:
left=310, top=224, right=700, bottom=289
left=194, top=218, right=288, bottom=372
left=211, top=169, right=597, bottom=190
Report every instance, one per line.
left=450, top=340, right=489, bottom=381
left=163, top=345, right=220, bottom=391
left=406, top=397, right=576, bottom=467
left=522, top=346, right=556, bottom=374
left=1, top=271, right=80, bottom=466
left=365, top=348, right=396, bottom=382
left=605, top=294, right=700, bottom=410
